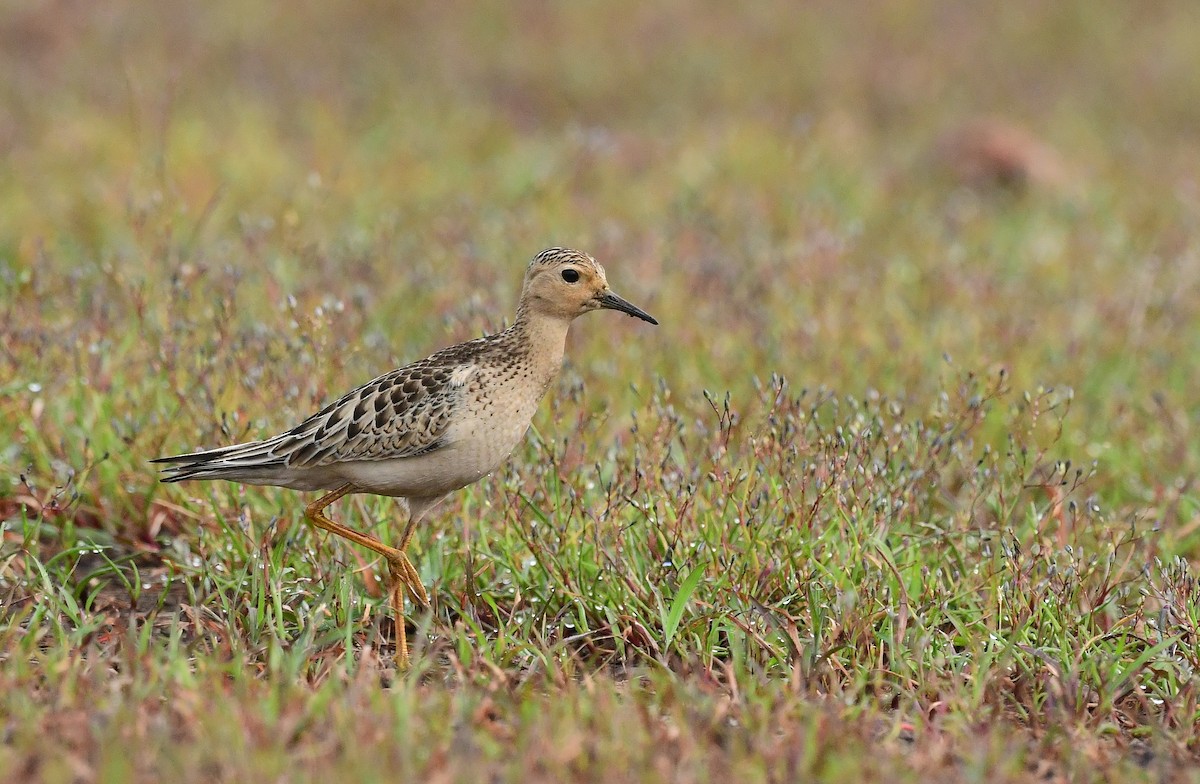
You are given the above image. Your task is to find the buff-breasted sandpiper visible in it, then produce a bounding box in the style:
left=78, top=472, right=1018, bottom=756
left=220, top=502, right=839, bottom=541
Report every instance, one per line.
left=153, top=248, right=657, bottom=666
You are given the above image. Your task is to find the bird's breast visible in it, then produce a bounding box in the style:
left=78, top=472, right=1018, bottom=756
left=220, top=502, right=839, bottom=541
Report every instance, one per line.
left=448, top=362, right=554, bottom=473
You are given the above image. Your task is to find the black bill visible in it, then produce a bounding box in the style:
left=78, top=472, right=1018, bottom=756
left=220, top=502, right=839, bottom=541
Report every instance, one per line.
left=598, top=291, right=658, bottom=325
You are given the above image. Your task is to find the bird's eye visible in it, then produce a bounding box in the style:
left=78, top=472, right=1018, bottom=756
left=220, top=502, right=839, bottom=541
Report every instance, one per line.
left=561, top=268, right=580, bottom=283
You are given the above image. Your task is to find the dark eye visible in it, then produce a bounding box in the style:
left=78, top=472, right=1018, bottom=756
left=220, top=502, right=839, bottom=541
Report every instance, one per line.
left=561, top=268, right=580, bottom=283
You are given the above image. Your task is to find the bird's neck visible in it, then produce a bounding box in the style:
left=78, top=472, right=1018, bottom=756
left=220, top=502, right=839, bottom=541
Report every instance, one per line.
left=508, top=310, right=571, bottom=376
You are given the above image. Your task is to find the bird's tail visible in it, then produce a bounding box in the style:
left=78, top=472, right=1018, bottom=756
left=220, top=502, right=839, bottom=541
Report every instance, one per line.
left=151, top=437, right=290, bottom=484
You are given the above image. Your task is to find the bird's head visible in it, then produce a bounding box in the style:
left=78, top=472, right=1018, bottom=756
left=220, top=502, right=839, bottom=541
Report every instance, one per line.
left=520, top=247, right=658, bottom=325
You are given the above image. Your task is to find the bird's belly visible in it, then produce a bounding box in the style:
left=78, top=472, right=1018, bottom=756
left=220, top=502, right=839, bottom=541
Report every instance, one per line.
left=334, top=416, right=531, bottom=498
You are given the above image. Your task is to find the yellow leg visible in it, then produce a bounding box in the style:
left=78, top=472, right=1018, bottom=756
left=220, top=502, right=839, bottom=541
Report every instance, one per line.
left=304, top=484, right=429, bottom=668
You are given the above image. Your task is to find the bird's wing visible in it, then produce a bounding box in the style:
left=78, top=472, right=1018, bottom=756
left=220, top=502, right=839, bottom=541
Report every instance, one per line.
left=272, top=352, right=482, bottom=467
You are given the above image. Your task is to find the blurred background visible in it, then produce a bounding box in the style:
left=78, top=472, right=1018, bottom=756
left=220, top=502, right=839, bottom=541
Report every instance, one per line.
left=2, top=0, right=1199, bottom=507
left=5, top=6, right=1200, bottom=775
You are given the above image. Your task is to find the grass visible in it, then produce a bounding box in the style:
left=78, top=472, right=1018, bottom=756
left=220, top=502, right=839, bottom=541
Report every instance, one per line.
left=3, top=0, right=1200, bottom=780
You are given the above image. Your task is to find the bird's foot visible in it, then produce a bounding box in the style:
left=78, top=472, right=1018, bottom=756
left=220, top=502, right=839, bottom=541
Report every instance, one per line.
left=386, top=550, right=429, bottom=608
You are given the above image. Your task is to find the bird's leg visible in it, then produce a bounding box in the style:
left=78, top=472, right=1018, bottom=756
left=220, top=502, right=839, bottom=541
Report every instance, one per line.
left=303, top=484, right=430, bottom=668
left=385, top=511, right=429, bottom=608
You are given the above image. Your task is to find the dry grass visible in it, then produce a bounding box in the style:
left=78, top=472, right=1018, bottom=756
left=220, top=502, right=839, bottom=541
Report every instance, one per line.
left=3, top=1, right=1200, bottom=781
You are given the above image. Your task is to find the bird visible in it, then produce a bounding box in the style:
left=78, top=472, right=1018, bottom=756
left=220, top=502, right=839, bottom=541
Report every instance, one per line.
left=153, top=247, right=658, bottom=667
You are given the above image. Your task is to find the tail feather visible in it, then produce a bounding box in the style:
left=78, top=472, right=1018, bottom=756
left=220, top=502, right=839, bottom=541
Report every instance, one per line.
left=151, top=436, right=283, bottom=464
left=158, top=464, right=289, bottom=483
left=153, top=436, right=290, bottom=483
